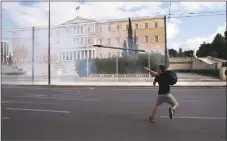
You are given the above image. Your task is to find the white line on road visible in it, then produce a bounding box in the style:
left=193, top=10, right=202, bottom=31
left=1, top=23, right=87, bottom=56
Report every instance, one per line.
left=160, top=116, right=226, bottom=120
left=179, top=100, right=204, bottom=103
left=2, top=101, right=32, bottom=104
left=39, top=103, right=56, bottom=105
left=2, top=117, right=10, bottom=120
left=5, top=108, right=71, bottom=114
left=1, top=101, right=13, bottom=103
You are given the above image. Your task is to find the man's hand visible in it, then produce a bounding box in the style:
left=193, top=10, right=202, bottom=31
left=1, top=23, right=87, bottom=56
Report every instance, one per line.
left=144, top=67, right=150, bottom=71
left=144, top=67, right=159, bottom=77
left=153, top=81, right=156, bottom=86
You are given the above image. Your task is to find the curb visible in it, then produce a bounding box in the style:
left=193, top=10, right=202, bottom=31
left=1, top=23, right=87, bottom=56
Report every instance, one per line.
left=2, top=83, right=226, bottom=88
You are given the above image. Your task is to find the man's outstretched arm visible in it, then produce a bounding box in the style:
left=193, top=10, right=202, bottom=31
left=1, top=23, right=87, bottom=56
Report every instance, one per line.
left=144, top=67, right=159, bottom=77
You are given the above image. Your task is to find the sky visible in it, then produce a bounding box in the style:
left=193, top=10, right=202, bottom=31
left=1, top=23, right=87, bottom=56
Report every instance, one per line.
left=2, top=2, right=226, bottom=52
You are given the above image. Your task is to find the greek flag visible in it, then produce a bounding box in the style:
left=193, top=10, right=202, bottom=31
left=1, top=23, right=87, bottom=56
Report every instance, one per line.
left=76, top=6, right=80, bottom=10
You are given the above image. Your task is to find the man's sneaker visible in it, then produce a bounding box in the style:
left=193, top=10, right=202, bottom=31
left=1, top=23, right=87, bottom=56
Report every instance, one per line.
left=149, top=116, right=155, bottom=122
left=169, top=108, right=175, bottom=119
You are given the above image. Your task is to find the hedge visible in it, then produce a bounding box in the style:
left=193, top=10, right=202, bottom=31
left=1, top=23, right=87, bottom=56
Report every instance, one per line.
left=75, top=53, right=165, bottom=76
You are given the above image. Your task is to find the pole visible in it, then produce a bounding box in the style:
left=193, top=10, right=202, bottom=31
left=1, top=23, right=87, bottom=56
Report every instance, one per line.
left=164, top=15, right=168, bottom=68
left=86, top=55, right=88, bottom=77
left=116, top=55, right=118, bottom=82
left=148, top=51, right=150, bottom=82
left=32, top=27, right=35, bottom=82
left=48, top=1, right=51, bottom=85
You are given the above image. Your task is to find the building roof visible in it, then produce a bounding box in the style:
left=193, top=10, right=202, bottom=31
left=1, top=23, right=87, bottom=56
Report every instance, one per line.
left=97, top=15, right=164, bottom=23
left=61, top=16, right=97, bottom=25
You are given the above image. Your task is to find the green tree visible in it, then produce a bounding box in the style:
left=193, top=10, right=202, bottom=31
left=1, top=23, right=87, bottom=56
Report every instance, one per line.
left=224, top=31, right=227, bottom=41
left=183, top=50, right=193, bottom=57
left=122, top=40, right=128, bottom=57
left=92, top=53, right=165, bottom=74
left=133, top=30, right=139, bottom=55
left=127, top=17, right=133, bottom=56
left=196, top=42, right=211, bottom=57
left=178, top=48, right=183, bottom=57
left=168, top=48, right=178, bottom=57
left=8, top=53, right=13, bottom=65
left=210, top=33, right=226, bottom=59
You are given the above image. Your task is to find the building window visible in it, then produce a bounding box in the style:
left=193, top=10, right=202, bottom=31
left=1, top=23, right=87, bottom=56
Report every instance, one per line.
left=77, top=51, right=80, bottom=60
left=99, top=39, right=102, bottom=45
left=69, top=52, right=73, bottom=60
left=66, top=52, right=69, bottom=60
left=77, top=26, right=80, bottom=34
left=135, top=24, right=138, bottom=29
left=88, top=27, right=90, bottom=33
left=63, top=52, right=65, bottom=60
left=145, top=36, right=148, bottom=43
left=81, top=27, right=84, bottom=33
left=93, top=50, right=95, bottom=58
left=88, top=38, right=91, bottom=45
left=74, top=27, right=77, bottom=34
left=155, top=22, right=158, bottom=28
left=117, top=25, right=120, bottom=31
left=108, top=52, right=111, bottom=58
left=126, top=24, right=129, bottom=30
left=89, top=50, right=92, bottom=59
left=100, top=53, right=102, bottom=58
left=57, top=28, right=60, bottom=36
left=154, top=35, right=159, bottom=42
left=108, top=25, right=111, bottom=32
left=108, top=38, right=111, bottom=45
left=136, top=36, right=139, bottom=42
left=81, top=51, right=84, bottom=59
left=77, top=38, right=79, bottom=45
left=117, top=38, right=120, bottom=44
left=99, top=26, right=102, bottom=32
left=81, top=38, right=84, bottom=45
left=73, top=38, right=77, bottom=44
left=85, top=50, right=87, bottom=59
left=145, top=23, right=148, bottom=28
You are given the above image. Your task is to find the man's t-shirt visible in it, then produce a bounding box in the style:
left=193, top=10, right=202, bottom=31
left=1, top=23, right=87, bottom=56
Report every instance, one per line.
left=154, top=73, right=170, bottom=95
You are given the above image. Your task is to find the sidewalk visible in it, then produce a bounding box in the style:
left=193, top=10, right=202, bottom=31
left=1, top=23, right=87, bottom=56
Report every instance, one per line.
left=1, top=81, right=226, bottom=87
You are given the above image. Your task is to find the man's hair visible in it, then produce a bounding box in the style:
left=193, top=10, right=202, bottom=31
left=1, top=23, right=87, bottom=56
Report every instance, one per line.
left=159, top=65, right=166, bottom=72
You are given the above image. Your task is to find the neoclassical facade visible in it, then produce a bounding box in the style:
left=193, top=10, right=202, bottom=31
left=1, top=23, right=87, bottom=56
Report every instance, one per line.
left=6, top=16, right=165, bottom=75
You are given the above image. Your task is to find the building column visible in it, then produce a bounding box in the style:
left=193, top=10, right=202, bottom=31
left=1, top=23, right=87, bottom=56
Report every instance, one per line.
left=80, top=51, right=82, bottom=60
left=2, top=45, right=5, bottom=63
left=93, top=50, right=95, bottom=58
left=72, top=51, right=74, bottom=61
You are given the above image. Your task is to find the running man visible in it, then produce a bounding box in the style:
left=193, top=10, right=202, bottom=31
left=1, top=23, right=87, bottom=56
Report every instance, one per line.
left=144, top=65, right=179, bottom=122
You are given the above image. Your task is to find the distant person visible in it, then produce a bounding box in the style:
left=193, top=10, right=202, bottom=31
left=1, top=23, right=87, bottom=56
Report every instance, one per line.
left=144, top=65, right=179, bottom=122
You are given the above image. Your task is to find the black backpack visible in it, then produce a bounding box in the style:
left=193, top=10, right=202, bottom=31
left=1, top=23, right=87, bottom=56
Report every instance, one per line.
left=164, top=70, right=178, bottom=85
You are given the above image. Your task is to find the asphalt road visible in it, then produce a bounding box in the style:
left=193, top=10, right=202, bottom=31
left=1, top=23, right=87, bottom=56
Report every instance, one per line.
left=1, top=85, right=226, bottom=141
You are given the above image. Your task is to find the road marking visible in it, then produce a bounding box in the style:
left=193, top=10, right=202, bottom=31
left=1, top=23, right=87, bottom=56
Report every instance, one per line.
left=2, top=101, right=32, bottom=104
left=39, top=103, right=56, bottom=105
left=179, top=100, right=204, bottom=103
left=2, top=117, right=10, bottom=120
left=160, top=116, right=226, bottom=120
left=5, top=108, right=71, bottom=114
left=5, top=96, right=84, bottom=101
left=1, top=101, right=13, bottom=103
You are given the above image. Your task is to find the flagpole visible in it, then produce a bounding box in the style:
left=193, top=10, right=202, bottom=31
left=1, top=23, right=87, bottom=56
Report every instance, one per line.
left=48, top=1, right=51, bottom=85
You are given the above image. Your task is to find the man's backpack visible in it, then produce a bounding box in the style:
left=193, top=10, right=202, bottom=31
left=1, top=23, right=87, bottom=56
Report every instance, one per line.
left=164, top=70, right=178, bottom=85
